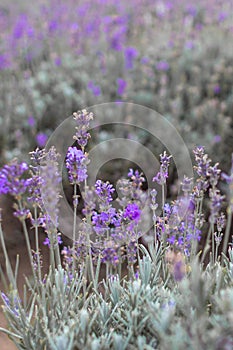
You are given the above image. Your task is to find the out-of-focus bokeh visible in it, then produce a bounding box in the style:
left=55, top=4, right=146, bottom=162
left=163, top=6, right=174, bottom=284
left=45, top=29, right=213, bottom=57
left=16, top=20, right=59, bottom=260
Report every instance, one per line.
left=0, top=0, right=232, bottom=171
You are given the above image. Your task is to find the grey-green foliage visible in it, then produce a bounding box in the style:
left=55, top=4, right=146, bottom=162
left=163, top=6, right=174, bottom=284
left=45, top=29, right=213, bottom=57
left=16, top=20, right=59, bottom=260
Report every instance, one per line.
left=1, top=244, right=233, bottom=350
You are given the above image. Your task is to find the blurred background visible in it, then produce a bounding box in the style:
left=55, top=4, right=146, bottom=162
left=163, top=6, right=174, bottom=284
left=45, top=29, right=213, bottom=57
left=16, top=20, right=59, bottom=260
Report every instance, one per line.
left=0, top=0, right=232, bottom=172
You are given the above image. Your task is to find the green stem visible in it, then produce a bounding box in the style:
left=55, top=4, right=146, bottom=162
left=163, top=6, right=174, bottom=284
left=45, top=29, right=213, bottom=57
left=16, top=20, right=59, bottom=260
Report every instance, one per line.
left=211, top=223, right=215, bottom=264
left=34, top=206, right=42, bottom=283
left=18, top=200, right=37, bottom=283
left=222, top=206, right=232, bottom=258
left=0, top=222, right=16, bottom=289
left=162, top=184, right=165, bottom=218
left=72, top=183, right=77, bottom=276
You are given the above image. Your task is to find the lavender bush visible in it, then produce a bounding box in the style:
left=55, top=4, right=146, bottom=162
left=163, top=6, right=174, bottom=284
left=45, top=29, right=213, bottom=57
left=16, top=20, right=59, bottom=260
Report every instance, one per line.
left=0, top=110, right=233, bottom=349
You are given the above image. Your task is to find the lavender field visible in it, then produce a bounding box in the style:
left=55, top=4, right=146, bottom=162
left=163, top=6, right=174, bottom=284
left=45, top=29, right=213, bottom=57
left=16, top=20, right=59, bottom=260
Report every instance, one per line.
left=0, top=1, right=233, bottom=349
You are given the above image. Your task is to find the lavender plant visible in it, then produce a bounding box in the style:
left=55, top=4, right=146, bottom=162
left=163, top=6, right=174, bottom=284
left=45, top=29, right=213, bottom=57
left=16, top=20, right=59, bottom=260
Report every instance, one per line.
left=0, top=109, right=233, bottom=349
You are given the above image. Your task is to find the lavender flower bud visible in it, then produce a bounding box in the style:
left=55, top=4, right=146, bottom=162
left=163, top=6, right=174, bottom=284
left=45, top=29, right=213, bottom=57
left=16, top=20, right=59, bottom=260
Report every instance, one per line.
left=73, top=109, right=93, bottom=148
left=66, top=147, right=89, bottom=185
left=40, top=146, right=61, bottom=230
left=153, top=151, right=172, bottom=185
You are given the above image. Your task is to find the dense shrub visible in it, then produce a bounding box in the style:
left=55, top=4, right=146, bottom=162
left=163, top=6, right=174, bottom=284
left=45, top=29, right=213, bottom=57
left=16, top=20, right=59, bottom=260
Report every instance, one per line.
left=0, top=109, right=232, bottom=349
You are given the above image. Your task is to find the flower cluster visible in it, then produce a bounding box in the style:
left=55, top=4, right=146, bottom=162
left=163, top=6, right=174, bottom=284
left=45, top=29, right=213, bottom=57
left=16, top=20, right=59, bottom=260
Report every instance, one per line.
left=66, top=147, right=89, bottom=185
left=95, top=180, right=115, bottom=207
left=0, top=160, right=30, bottom=197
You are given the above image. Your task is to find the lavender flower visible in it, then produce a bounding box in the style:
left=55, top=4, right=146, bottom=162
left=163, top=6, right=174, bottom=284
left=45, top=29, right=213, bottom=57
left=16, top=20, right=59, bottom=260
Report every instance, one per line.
left=87, top=81, right=101, bottom=97
left=92, top=207, right=118, bottom=235
left=156, top=60, right=170, bottom=71
left=124, top=47, right=138, bottom=69
left=193, top=146, right=211, bottom=178
left=29, top=148, right=46, bottom=169
left=217, top=213, right=226, bottom=232
left=181, top=176, right=193, bottom=194
left=126, top=240, right=137, bottom=264
left=73, top=109, right=93, bottom=148
left=128, top=169, right=145, bottom=189
left=36, top=132, right=48, bottom=147
left=123, top=203, right=141, bottom=223
left=101, top=242, right=120, bottom=266
left=39, top=147, right=61, bottom=230
left=1, top=292, right=20, bottom=317
left=95, top=180, right=115, bottom=206
left=207, top=163, right=221, bottom=187
left=209, top=188, right=225, bottom=224
left=43, top=235, right=63, bottom=247
left=153, top=151, right=172, bottom=185
left=0, top=160, right=30, bottom=197
left=117, top=78, right=127, bottom=95
left=27, top=174, right=42, bottom=206
left=66, top=147, right=89, bottom=185
left=13, top=208, right=30, bottom=221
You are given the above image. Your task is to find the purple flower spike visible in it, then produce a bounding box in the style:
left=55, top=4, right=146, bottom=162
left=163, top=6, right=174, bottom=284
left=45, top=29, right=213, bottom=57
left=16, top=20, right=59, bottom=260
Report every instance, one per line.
left=156, top=60, right=169, bottom=71
left=123, top=203, right=141, bottom=223
left=153, top=151, right=172, bottom=185
left=73, top=109, right=93, bottom=148
left=95, top=180, right=115, bottom=205
left=0, top=160, right=30, bottom=197
left=66, top=147, right=89, bottom=185
left=124, top=47, right=138, bottom=69
left=36, top=132, right=48, bottom=147
left=117, top=78, right=127, bottom=95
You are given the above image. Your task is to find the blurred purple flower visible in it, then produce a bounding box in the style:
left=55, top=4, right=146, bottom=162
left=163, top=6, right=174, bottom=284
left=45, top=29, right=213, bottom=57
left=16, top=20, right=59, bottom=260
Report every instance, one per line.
left=36, top=133, right=48, bottom=147
left=173, top=260, right=185, bottom=281
left=156, top=60, right=169, bottom=71
left=54, top=57, right=62, bottom=66
left=186, top=5, right=197, bottom=17
left=28, top=116, right=35, bottom=127
left=185, top=41, right=194, bottom=50
left=117, top=78, right=127, bottom=95
left=213, top=84, right=221, bottom=94
left=13, top=14, right=34, bottom=40
left=0, top=54, right=11, bottom=70
left=124, top=47, right=138, bottom=69
left=88, top=81, right=101, bottom=96
left=141, top=57, right=149, bottom=64
left=213, top=135, right=221, bottom=143
left=218, top=12, right=227, bottom=22
left=49, top=20, right=58, bottom=33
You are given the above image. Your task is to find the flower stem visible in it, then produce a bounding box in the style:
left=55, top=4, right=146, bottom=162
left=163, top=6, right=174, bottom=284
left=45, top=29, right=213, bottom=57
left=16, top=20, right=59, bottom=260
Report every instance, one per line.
left=222, top=206, right=232, bottom=259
